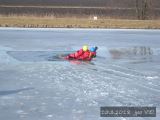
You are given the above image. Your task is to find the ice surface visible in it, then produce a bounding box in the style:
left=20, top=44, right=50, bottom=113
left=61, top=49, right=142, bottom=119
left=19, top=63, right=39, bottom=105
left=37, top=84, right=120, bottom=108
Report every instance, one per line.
left=0, top=28, right=160, bottom=120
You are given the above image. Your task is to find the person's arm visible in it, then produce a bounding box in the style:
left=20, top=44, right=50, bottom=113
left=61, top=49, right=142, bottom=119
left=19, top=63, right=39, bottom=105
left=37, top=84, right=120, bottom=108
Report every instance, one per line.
left=91, top=52, right=96, bottom=58
left=85, top=57, right=92, bottom=61
left=66, top=49, right=81, bottom=58
left=74, top=49, right=83, bottom=58
left=89, top=52, right=96, bottom=58
left=78, top=52, right=91, bottom=61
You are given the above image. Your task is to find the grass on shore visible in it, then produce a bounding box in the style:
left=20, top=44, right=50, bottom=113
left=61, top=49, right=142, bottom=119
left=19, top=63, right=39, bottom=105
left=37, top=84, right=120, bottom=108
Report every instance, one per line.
left=0, top=16, right=160, bottom=29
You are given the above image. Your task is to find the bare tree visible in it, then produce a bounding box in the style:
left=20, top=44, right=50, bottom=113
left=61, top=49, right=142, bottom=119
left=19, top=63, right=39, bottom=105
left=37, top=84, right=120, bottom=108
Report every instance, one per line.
left=136, top=0, right=140, bottom=19
left=136, top=0, right=152, bottom=20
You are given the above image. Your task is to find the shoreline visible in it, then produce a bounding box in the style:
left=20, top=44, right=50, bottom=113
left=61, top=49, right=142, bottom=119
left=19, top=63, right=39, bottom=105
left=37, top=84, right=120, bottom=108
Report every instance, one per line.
left=0, top=16, right=160, bottom=29
left=1, top=27, right=160, bottom=31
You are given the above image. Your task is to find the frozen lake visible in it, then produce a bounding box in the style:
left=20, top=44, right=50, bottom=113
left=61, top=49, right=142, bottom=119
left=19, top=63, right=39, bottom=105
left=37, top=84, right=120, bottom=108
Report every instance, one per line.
left=0, top=28, right=160, bottom=120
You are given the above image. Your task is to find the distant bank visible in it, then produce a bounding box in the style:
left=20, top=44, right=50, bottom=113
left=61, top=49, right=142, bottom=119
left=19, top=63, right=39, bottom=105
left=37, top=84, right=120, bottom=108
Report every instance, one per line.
left=0, top=16, right=160, bottom=29
left=0, top=4, right=160, bottom=29
left=0, top=5, right=160, bottom=20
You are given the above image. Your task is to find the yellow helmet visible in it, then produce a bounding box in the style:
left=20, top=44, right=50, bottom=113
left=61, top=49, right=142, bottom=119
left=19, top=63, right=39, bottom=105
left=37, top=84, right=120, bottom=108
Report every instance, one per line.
left=82, top=45, right=88, bottom=52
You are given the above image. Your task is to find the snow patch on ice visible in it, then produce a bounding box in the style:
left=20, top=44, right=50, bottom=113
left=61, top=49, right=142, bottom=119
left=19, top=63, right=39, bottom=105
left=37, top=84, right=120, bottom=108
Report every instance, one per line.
left=16, top=110, right=28, bottom=115
left=146, top=76, right=159, bottom=80
left=46, top=114, right=53, bottom=118
left=0, top=46, right=18, bottom=63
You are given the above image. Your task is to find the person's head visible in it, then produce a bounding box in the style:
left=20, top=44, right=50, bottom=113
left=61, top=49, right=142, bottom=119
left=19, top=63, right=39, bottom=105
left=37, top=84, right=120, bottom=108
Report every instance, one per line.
left=82, top=45, right=88, bottom=52
left=90, top=46, right=98, bottom=52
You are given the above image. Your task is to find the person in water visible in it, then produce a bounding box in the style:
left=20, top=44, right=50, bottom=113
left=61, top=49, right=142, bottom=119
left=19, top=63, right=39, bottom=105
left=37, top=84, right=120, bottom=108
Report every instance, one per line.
left=65, top=45, right=98, bottom=61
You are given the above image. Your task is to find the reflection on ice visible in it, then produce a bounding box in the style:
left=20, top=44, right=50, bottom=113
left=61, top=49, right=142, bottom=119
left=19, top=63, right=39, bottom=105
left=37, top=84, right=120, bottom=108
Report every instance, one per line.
left=109, top=46, right=153, bottom=59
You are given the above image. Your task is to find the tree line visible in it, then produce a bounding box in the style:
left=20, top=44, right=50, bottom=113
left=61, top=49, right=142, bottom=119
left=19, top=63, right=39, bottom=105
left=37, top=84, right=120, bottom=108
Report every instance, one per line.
left=0, top=0, right=159, bottom=19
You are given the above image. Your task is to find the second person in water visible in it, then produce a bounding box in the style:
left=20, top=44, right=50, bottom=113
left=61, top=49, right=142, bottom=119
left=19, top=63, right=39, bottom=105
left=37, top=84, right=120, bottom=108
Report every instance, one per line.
left=65, top=45, right=98, bottom=61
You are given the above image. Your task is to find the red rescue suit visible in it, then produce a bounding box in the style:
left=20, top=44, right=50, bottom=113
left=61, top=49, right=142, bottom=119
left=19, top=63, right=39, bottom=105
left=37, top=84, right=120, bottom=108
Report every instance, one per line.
left=66, top=49, right=84, bottom=59
left=66, top=49, right=96, bottom=61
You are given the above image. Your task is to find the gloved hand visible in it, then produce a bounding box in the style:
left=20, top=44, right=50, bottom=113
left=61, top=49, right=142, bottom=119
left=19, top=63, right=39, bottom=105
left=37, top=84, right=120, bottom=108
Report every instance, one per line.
left=93, top=55, right=96, bottom=58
